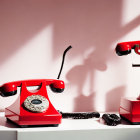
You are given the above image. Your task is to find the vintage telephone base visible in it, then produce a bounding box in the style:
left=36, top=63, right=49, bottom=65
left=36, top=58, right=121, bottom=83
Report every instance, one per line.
left=119, top=97, right=140, bottom=124
left=5, top=108, right=61, bottom=127
left=6, top=118, right=59, bottom=128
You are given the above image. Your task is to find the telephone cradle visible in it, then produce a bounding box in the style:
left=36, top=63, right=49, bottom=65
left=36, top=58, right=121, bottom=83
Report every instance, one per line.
left=0, top=79, right=65, bottom=127
left=120, top=97, right=140, bottom=124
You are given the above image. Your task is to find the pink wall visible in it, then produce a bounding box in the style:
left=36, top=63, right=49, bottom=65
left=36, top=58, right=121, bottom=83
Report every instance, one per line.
left=0, top=0, right=140, bottom=112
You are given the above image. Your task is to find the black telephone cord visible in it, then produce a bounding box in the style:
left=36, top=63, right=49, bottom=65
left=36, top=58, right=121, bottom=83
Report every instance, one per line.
left=59, top=111, right=100, bottom=119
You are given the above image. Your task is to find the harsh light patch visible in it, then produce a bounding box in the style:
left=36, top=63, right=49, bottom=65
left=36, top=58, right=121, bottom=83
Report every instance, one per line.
left=0, top=24, right=54, bottom=83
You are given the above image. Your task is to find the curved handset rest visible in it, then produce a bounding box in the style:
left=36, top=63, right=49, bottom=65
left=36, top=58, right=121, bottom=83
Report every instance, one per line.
left=0, top=79, right=65, bottom=97
left=116, top=41, right=140, bottom=56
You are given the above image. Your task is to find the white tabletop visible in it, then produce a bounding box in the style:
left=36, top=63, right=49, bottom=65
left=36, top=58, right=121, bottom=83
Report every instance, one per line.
left=1, top=112, right=140, bottom=140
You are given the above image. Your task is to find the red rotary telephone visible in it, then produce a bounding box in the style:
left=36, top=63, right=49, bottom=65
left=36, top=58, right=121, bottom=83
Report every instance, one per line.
left=116, top=41, right=140, bottom=124
left=0, top=46, right=72, bottom=127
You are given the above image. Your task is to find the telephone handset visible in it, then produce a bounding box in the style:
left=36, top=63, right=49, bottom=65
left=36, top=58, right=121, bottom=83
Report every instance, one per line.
left=116, top=41, right=140, bottom=56
left=0, top=79, right=64, bottom=97
left=0, top=46, right=72, bottom=127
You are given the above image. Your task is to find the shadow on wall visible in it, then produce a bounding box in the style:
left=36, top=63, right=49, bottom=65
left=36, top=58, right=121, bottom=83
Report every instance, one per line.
left=105, top=86, right=126, bottom=112
left=62, top=0, right=140, bottom=112
left=0, top=0, right=140, bottom=112
left=66, top=51, right=107, bottom=112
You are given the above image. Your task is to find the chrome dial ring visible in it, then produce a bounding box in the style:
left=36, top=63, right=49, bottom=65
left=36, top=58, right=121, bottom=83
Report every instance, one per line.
left=24, top=95, right=49, bottom=113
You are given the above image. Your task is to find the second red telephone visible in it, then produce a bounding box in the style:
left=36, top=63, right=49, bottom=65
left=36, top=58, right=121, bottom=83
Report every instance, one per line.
left=115, top=41, right=140, bottom=124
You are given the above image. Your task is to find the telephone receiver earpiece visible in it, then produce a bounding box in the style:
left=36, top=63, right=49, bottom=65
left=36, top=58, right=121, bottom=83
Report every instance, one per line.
left=116, top=43, right=131, bottom=56
left=0, top=90, right=17, bottom=97
left=50, top=81, right=64, bottom=93
left=0, top=83, right=17, bottom=97
left=116, top=41, right=140, bottom=56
